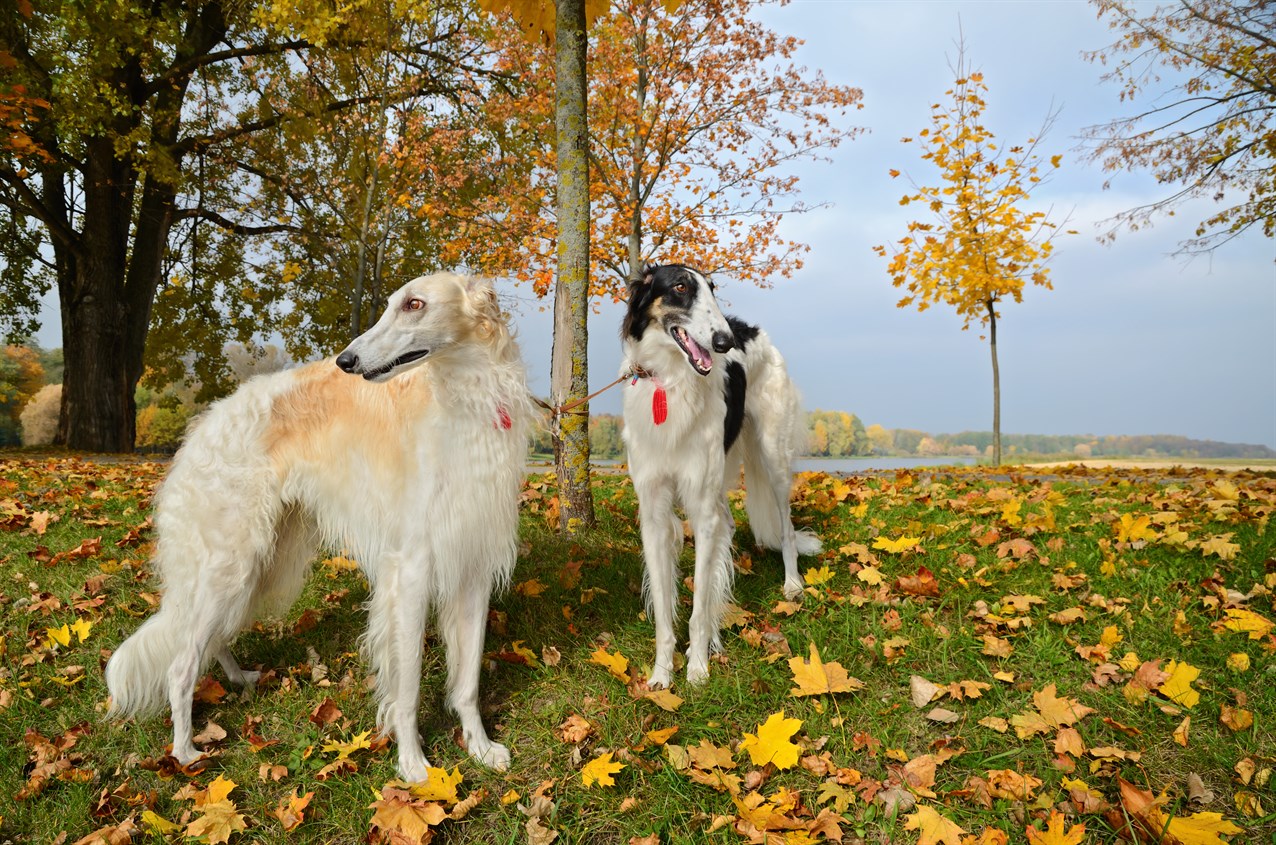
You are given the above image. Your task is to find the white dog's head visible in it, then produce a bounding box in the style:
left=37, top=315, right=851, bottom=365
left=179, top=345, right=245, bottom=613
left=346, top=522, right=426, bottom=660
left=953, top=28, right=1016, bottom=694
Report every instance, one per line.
left=622, top=263, right=735, bottom=375
left=336, top=273, right=504, bottom=381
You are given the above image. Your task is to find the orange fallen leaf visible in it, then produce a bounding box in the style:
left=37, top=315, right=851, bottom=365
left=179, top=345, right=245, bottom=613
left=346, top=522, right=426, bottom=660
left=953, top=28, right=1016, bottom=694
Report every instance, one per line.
left=789, top=642, right=865, bottom=697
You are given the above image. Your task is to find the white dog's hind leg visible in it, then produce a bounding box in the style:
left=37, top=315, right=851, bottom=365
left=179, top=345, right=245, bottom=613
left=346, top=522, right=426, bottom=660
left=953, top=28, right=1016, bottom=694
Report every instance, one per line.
left=215, top=647, right=260, bottom=690
left=637, top=479, right=681, bottom=689
left=440, top=583, right=509, bottom=770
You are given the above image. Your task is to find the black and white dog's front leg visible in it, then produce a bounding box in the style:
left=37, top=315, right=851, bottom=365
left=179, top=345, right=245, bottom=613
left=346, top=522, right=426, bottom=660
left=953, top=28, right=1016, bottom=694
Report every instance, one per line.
left=684, top=484, right=733, bottom=685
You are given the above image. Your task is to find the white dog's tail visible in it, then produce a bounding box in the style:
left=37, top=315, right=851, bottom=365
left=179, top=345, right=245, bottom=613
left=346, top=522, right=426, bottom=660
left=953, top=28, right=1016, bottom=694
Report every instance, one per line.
left=105, top=608, right=183, bottom=718
left=741, top=445, right=822, bottom=556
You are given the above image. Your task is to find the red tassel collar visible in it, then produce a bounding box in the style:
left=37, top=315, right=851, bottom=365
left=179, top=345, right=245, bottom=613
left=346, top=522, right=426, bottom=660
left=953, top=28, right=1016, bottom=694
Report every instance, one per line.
left=629, top=366, right=667, bottom=426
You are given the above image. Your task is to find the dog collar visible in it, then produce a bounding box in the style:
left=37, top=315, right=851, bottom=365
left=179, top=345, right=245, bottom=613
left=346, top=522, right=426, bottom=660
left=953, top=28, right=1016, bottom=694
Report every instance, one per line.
left=627, top=365, right=667, bottom=425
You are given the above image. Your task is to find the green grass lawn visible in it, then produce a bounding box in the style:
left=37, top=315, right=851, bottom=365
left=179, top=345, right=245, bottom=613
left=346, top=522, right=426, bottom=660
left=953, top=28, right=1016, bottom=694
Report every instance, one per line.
left=0, top=456, right=1272, bottom=844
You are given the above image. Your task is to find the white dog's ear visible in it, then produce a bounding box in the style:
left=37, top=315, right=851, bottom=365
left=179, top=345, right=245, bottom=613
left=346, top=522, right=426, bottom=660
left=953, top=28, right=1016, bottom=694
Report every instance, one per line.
left=464, top=276, right=502, bottom=338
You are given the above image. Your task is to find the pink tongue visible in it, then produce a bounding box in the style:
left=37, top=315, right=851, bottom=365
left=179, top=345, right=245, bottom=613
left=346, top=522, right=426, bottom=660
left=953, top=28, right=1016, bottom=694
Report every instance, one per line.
left=685, top=334, right=711, bottom=369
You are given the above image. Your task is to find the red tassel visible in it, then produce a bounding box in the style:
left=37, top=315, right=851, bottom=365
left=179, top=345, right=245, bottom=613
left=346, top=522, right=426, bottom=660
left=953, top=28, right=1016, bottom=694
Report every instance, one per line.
left=652, top=386, right=668, bottom=425
left=497, top=407, right=512, bottom=430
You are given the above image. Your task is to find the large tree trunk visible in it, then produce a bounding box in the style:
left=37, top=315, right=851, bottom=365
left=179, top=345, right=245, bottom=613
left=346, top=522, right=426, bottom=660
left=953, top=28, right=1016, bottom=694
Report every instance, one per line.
left=549, top=0, right=596, bottom=532
left=987, top=299, right=1001, bottom=467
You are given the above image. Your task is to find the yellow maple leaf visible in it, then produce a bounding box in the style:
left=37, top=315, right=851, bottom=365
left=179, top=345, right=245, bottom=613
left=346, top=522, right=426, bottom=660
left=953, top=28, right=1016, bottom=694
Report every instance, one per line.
left=321, top=729, right=373, bottom=760
left=1116, top=513, right=1154, bottom=543
left=408, top=766, right=463, bottom=803
left=589, top=647, right=630, bottom=682
left=45, top=624, right=71, bottom=648
left=903, top=804, right=966, bottom=845
left=581, top=751, right=625, bottom=788
left=1218, top=608, right=1274, bottom=640
left=873, top=535, right=920, bottom=554
left=1159, top=660, right=1201, bottom=709
left=1033, top=684, right=1095, bottom=728
left=368, top=787, right=446, bottom=842
left=857, top=566, right=884, bottom=585
left=69, top=618, right=92, bottom=642
left=738, top=711, right=802, bottom=769
left=804, top=564, right=834, bottom=587
left=1025, top=810, right=1085, bottom=845
left=1198, top=534, right=1240, bottom=560
left=788, top=642, right=865, bottom=697
left=186, top=776, right=246, bottom=844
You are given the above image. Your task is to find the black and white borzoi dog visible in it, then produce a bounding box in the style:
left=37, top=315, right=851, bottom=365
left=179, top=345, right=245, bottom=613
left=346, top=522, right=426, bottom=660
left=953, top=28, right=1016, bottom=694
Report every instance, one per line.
left=106, top=273, right=531, bottom=783
left=621, top=263, right=821, bottom=687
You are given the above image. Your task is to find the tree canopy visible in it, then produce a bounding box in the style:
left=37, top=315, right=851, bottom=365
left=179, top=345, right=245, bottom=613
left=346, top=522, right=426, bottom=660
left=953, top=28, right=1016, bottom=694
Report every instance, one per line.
left=1084, top=0, right=1276, bottom=253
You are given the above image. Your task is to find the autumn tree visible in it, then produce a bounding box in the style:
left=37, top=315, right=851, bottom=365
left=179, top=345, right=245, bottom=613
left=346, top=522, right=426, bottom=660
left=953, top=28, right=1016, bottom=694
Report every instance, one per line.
left=1083, top=0, right=1276, bottom=253
left=874, top=52, right=1069, bottom=466
left=0, top=0, right=486, bottom=449
left=450, top=0, right=863, bottom=296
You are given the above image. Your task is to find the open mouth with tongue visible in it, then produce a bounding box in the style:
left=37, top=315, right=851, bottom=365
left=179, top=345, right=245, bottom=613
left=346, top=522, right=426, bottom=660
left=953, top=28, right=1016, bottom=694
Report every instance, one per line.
left=670, top=325, right=713, bottom=375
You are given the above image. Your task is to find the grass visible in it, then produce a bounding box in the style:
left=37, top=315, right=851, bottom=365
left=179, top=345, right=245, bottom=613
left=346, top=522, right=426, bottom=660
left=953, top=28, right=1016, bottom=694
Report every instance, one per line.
left=0, top=455, right=1273, bottom=844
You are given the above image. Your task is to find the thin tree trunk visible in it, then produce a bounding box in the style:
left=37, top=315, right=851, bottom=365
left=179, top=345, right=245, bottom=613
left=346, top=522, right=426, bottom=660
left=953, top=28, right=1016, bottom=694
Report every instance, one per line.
left=550, top=0, right=595, bottom=532
left=625, top=10, right=649, bottom=281
left=987, top=298, right=1001, bottom=467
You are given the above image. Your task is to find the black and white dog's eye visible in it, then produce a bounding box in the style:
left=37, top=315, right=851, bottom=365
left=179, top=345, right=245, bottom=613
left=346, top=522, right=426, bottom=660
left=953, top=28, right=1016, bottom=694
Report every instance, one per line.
left=403, top=298, right=426, bottom=312
left=673, top=283, right=687, bottom=294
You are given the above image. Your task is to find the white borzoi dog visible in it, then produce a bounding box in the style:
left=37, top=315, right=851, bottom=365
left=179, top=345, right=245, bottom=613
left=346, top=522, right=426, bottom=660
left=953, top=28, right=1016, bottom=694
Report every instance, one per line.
left=620, top=263, right=821, bottom=688
left=106, top=272, right=530, bottom=783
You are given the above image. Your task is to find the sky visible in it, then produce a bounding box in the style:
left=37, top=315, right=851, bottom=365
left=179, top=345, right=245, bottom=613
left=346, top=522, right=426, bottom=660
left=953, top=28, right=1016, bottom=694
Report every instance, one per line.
left=504, top=0, right=1276, bottom=449
left=29, top=0, right=1275, bottom=449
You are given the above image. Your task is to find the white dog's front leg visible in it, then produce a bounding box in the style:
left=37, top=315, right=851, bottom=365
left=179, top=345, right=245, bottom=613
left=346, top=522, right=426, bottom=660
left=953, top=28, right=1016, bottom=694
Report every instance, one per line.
left=637, top=479, right=680, bottom=689
left=685, top=497, right=730, bottom=686
left=439, top=582, right=509, bottom=771
left=382, top=564, right=431, bottom=783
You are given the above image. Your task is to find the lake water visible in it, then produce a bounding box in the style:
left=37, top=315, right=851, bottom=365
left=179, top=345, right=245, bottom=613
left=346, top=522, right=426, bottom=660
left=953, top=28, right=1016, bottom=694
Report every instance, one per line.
left=576, top=455, right=980, bottom=473
left=794, top=455, right=980, bottom=473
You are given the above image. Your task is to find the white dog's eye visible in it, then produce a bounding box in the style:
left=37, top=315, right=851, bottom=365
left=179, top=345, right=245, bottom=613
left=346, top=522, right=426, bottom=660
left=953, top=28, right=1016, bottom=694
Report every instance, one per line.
left=403, top=298, right=426, bottom=312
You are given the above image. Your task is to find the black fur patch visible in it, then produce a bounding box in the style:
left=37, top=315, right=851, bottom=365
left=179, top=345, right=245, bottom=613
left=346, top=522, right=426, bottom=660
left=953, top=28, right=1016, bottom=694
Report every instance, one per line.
left=724, top=360, right=746, bottom=452
left=727, top=315, right=759, bottom=350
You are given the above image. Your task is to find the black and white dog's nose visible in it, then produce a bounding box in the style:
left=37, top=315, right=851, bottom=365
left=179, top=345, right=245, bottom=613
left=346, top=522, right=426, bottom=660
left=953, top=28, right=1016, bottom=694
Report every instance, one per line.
left=335, top=350, right=360, bottom=373
left=711, top=331, right=735, bottom=354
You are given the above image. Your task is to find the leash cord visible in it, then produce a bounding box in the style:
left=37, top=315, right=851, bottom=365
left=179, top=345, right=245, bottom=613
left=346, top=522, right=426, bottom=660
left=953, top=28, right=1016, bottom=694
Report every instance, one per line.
left=532, top=366, right=652, bottom=419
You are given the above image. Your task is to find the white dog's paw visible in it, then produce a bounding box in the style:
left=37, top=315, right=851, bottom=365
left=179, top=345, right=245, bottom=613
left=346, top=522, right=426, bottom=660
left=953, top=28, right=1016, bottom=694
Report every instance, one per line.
left=236, top=669, right=262, bottom=688
left=648, top=666, right=673, bottom=690
left=472, top=740, right=512, bottom=771
left=686, top=662, right=710, bottom=686
left=397, top=749, right=432, bottom=784
left=782, top=578, right=805, bottom=601
left=171, top=743, right=201, bottom=766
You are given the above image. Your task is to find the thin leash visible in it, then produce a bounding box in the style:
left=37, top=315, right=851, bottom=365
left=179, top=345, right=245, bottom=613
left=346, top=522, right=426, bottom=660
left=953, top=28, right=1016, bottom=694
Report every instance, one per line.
left=532, top=365, right=653, bottom=420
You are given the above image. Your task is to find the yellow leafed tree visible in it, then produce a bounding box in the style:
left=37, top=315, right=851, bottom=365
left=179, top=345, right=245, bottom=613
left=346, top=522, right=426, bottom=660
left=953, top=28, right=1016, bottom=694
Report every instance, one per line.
left=873, top=47, right=1070, bottom=466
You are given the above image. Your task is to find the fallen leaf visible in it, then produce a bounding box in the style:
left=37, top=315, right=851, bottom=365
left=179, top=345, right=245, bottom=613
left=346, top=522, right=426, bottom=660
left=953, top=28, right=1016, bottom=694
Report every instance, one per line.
left=1158, top=660, right=1201, bottom=709
left=903, top=804, right=966, bottom=845
left=738, top=711, right=802, bottom=770
left=271, top=789, right=313, bottom=831
left=789, top=643, right=864, bottom=697
left=1026, top=810, right=1085, bottom=845
left=581, top=752, right=625, bottom=788
left=589, top=647, right=630, bottom=683
left=910, top=675, right=942, bottom=708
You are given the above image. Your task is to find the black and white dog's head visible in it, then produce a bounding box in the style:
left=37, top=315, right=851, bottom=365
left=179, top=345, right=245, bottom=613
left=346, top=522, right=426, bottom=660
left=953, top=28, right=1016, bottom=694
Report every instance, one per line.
left=623, top=263, right=735, bottom=376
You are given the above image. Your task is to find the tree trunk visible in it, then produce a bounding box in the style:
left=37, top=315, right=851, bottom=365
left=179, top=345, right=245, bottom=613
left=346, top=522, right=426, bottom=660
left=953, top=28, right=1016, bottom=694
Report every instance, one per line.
left=625, top=10, right=649, bottom=282
left=987, top=299, right=1001, bottom=467
left=550, top=0, right=596, bottom=532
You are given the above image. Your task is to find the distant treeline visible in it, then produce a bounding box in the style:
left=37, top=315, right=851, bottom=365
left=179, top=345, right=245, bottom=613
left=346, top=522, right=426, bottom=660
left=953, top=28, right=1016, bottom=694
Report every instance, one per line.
left=538, top=411, right=1276, bottom=461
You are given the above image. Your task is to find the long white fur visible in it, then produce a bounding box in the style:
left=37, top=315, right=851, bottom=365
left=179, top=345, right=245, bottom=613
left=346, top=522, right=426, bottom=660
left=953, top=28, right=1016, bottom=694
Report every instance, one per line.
left=620, top=265, right=821, bottom=688
left=105, top=272, right=532, bottom=783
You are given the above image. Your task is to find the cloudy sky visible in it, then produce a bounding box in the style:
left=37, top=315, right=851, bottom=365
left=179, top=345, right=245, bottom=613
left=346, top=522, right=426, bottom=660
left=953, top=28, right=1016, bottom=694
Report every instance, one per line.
left=509, top=0, right=1276, bottom=449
